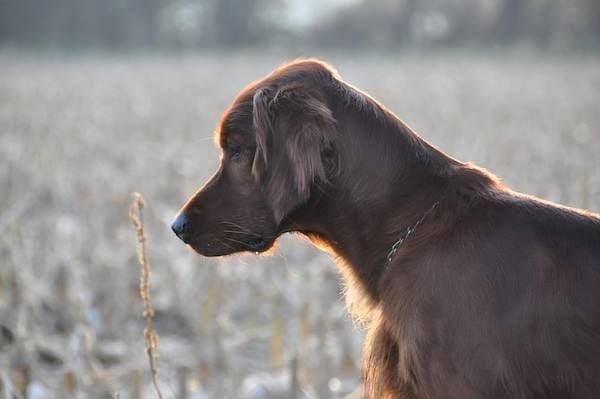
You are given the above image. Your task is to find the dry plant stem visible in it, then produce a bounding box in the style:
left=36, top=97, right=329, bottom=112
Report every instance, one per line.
left=128, top=192, right=164, bottom=399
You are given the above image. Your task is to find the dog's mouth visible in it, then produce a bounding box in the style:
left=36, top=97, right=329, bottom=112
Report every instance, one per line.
left=185, top=234, right=272, bottom=257
left=246, top=236, right=268, bottom=252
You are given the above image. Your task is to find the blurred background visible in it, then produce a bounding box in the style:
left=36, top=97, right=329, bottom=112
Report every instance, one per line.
left=0, top=0, right=599, bottom=398
left=1, top=0, right=600, bottom=50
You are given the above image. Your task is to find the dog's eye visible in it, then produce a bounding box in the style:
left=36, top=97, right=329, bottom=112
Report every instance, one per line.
left=230, top=149, right=241, bottom=161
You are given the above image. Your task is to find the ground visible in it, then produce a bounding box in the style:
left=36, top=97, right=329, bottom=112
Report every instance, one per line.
left=0, top=51, right=598, bottom=398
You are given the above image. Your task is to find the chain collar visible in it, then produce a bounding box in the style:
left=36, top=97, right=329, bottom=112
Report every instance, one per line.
left=385, top=201, right=439, bottom=267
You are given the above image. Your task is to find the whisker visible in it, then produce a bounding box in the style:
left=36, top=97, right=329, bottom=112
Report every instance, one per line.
left=221, top=220, right=254, bottom=233
left=215, top=238, right=236, bottom=250
left=222, top=230, right=265, bottom=239
left=223, top=237, right=249, bottom=246
left=222, top=229, right=249, bottom=235
left=222, top=221, right=276, bottom=239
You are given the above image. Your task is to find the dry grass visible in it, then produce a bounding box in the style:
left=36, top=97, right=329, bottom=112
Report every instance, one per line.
left=129, top=192, right=163, bottom=399
left=0, top=51, right=598, bottom=398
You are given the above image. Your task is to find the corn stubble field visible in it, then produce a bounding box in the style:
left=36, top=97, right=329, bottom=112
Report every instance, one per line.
left=0, top=52, right=599, bottom=398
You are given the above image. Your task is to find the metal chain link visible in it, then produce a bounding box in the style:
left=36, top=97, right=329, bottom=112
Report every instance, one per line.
left=385, top=201, right=439, bottom=267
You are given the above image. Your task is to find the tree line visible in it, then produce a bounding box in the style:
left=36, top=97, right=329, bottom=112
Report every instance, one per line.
left=0, top=0, right=598, bottom=50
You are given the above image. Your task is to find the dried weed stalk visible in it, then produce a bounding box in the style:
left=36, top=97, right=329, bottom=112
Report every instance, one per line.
left=128, top=192, right=164, bottom=399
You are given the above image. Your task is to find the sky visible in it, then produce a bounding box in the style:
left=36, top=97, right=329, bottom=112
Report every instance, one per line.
left=279, top=0, right=363, bottom=30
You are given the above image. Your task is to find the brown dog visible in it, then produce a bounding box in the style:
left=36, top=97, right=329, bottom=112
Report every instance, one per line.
left=172, top=60, right=600, bottom=399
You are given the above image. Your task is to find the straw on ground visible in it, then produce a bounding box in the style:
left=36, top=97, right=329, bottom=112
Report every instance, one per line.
left=129, top=192, right=164, bottom=399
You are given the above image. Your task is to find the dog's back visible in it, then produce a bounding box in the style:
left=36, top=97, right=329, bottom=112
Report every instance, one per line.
left=374, top=180, right=600, bottom=399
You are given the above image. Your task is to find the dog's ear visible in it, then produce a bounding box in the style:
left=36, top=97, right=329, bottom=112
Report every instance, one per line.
left=252, top=87, right=273, bottom=181
left=252, top=84, right=336, bottom=224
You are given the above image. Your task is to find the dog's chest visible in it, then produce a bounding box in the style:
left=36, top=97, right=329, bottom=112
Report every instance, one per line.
left=378, top=267, right=484, bottom=397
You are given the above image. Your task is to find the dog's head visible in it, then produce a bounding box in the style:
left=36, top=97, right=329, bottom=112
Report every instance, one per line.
left=171, top=60, right=339, bottom=256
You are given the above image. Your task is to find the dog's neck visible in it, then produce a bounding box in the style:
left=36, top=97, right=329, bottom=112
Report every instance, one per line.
left=282, top=88, right=502, bottom=308
left=284, top=105, right=460, bottom=304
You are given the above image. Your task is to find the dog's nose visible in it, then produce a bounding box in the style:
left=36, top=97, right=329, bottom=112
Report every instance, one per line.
left=171, top=214, right=189, bottom=243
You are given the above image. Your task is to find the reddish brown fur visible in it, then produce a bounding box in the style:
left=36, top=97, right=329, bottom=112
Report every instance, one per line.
left=173, top=59, right=600, bottom=398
